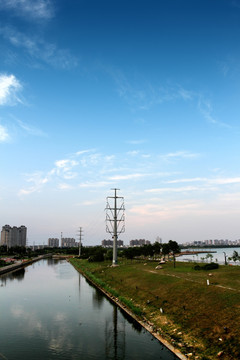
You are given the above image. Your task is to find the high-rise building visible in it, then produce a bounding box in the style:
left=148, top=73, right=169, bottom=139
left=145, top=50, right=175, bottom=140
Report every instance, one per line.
left=129, top=239, right=151, bottom=247
left=48, top=238, right=59, bottom=247
left=61, top=238, right=77, bottom=247
left=101, top=239, right=124, bottom=247
left=0, top=225, right=27, bottom=248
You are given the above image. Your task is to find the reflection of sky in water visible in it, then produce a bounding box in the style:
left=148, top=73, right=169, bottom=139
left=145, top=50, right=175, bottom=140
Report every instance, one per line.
left=0, top=259, right=177, bottom=360
left=177, top=246, right=240, bottom=264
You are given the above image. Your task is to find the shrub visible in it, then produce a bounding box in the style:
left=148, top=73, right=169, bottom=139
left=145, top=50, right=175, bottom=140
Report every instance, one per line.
left=193, top=262, right=219, bottom=271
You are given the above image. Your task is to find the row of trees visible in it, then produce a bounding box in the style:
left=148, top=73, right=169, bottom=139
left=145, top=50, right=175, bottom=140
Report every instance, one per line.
left=0, top=240, right=180, bottom=264
left=122, top=240, right=180, bottom=260
left=79, top=240, right=180, bottom=263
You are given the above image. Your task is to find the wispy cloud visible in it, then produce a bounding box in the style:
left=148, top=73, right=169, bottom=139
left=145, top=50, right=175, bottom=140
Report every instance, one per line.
left=55, top=159, right=78, bottom=180
left=109, top=173, right=147, bottom=181
left=126, top=139, right=146, bottom=145
left=106, top=66, right=234, bottom=130
left=165, top=176, right=240, bottom=186
left=232, top=0, right=240, bottom=9
left=58, top=183, right=73, bottom=190
left=0, top=73, right=22, bottom=106
left=15, top=118, right=47, bottom=137
left=79, top=181, right=112, bottom=188
left=18, top=171, right=50, bottom=195
left=0, top=0, right=54, bottom=20
left=145, top=186, right=199, bottom=194
left=166, top=177, right=205, bottom=184
left=0, top=26, right=78, bottom=69
left=198, top=97, right=232, bottom=129
left=105, top=65, right=196, bottom=110
left=0, top=124, right=9, bottom=142
left=19, top=150, right=108, bottom=195
left=129, top=200, right=201, bottom=219
left=161, top=151, right=200, bottom=161
left=126, top=150, right=140, bottom=156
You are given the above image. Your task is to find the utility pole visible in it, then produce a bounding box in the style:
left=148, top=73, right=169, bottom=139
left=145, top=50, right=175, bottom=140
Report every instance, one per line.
left=77, top=227, right=83, bottom=256
left=106, top=188, right=125, bottom=266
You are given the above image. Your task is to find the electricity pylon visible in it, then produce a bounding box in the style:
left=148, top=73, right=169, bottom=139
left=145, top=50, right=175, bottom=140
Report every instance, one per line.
left=77, top=227, right=83, bottom=256
left=106, top=188, right=125, bottom=266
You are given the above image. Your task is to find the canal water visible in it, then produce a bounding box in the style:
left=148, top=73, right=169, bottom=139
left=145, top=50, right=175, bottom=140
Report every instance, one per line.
left=0, top=259, right=178, bottom=360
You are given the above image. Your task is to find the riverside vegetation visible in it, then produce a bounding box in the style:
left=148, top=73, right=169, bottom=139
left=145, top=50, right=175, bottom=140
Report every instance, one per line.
left=70, top=257, right=240, bottom=360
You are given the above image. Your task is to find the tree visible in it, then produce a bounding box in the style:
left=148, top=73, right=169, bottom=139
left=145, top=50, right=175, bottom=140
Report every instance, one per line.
left=162, top=243, right=170, bottom=261
left=153, top=242, right=162, bottom=259
left=206, top=253, right=213, bottom=263
left=229, top=250, right=240, bottom=263
left=168, top=240, right=180, bottom=268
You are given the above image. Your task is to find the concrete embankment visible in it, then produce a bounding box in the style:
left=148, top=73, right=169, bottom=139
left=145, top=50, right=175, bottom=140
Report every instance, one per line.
left=70, top=260, right=187, bottom=360
left=0, top=254, right=52, bottom=275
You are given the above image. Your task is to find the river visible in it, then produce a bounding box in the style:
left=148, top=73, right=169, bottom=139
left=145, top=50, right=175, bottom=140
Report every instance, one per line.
left=177, top=246, right=240, bottom=264
left=0, top=259, right=178, bottom=360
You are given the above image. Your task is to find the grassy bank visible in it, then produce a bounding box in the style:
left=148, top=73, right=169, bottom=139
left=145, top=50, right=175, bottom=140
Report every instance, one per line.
left=70, top=258, right=240, bottom=360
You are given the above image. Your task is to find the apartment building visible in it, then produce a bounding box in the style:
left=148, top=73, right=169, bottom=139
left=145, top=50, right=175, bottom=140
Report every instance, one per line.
left=0, top=225, right=27, bottom=248
left=48, top=238, right=59, bottom=247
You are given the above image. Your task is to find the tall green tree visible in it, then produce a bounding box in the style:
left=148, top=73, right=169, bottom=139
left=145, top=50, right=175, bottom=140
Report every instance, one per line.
left=168, top=240, right=180, bottom=268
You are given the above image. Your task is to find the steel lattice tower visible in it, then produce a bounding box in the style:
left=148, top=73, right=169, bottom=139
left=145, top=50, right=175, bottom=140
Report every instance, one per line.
left=106, top=188, right=125, bottom=266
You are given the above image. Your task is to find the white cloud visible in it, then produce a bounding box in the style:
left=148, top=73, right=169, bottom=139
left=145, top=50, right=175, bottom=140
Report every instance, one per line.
left=79, top=181, right=112, bottom=188
left=208, top=177, right=240, bottom=185
left=0, top=0, right=54, bottom=20
left=126, top=150, right=140, bottom=156
left=126, top=139, right=146, bottom=145
left=58, top=183, right=73, bottom=190
left=55, top=159, right=78, bottom=170
left=161, top=151, right=200, bottom=160
left=18, top=171, right=50, bottom=196
left=15, top=118, right=47, bottom=137
left=177, top=87, right=193, bottom=101
left=145, top=186, right=199, bottom=194
left=75, top=149, right=94, bottom=156
left=198, top=98, right=231, bottom=129
left=0, top=27, right=78, bottom=69
left=0, top=124, right=9, bottom=142
left=0, top=73, right=22, bottom=106
left=129, top=200, right=200, bottom=219
left=109, top=173, right=147, bottom=181
left=166, top=177, right=205, bottom=184
left=166, top=177, right=240, bottom=186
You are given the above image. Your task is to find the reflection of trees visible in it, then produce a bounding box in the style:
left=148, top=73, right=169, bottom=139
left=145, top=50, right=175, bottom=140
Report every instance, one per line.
left=47, top=258, right=59, bottom=266
left=92, top=288, right=104, bottom=309
left=119, top=308, right=142, bottom=333
left=0, top=268, right=25, bottom=285
left=105, top=306, right=126, bottom=360
left=12, top=268, right=25, bottom=281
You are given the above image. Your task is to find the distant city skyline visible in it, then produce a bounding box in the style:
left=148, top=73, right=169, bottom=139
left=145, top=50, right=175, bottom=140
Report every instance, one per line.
left=1, top=1, right=240, bottom=245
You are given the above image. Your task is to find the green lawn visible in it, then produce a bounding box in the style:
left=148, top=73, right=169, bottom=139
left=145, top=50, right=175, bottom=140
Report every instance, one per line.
left=70, top=258, right=240, bottom=360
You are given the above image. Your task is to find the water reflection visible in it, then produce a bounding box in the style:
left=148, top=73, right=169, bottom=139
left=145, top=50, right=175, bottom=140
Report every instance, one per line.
left=0, top=260, right=178, bottom=360
left=105, top=307, right=126, bottom=360
left=119, top=308, right=142, bottom=333
left=92, top=287, right=105, bottom=308
left=0, top=267, right=25, bottom=286
left=47, top=258, right=61, bottom=266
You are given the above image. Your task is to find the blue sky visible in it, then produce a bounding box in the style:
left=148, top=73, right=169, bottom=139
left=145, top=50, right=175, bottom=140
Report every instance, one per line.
left=1, top=0, right=240, bottom=245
